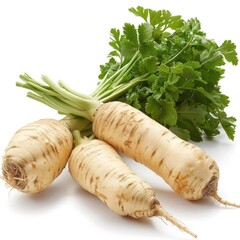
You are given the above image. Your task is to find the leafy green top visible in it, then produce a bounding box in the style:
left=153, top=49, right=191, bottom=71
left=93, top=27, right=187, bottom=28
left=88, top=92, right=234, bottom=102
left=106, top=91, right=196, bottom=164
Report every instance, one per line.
left=94, top=6, right=238, bottom=141
left=18, top=6, right=238, bottom=142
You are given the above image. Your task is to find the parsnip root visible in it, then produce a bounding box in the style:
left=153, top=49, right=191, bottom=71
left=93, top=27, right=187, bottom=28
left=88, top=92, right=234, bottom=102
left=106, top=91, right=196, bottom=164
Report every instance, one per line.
left=93, top=101, right=239, bottom=207
left=68, top=138, right=196, bottom=238
left=2, top=119, right=73, bottom=193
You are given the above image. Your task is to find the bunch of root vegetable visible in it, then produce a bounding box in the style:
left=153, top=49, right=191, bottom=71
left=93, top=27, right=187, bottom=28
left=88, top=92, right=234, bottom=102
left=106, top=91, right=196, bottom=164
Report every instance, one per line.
left=2, top=6, right=239, bottom=238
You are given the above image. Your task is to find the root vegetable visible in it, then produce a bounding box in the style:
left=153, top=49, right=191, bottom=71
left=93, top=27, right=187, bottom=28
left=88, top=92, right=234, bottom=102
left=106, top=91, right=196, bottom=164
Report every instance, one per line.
left=93, top=101, right=240, bottom=207
left=2, top=119, right=73, bottom=193
left=68, top=136, right=196, bottom=238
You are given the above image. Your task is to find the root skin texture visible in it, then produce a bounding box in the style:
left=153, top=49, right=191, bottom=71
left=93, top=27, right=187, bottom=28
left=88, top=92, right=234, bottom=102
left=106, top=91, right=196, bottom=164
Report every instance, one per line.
left=68, top=139, right=196, bottom=237
left=93, top=101, right=220, bottom=201
left=2, top=119, right=73, bottom=193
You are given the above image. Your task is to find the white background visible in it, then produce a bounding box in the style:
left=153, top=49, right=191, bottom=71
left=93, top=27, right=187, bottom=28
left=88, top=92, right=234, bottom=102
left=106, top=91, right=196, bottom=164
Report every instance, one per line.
left=0, top=0, right=239, bottom=239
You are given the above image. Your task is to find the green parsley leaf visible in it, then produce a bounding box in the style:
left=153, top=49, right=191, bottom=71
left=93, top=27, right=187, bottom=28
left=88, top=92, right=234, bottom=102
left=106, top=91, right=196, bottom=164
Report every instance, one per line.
left=138, top=23, right=153, bottom=43
left=218, top=111, right=236, bottom=140
left=170, top=126, right=190, bottom=140
left=219, top=40, right=238, bottom=65
left=138, top=56, right=158, bottom=74
left=123, top=23, right=138, bottom=47
left=129, top=6, right=148, bottom=22
left=96, top=6, right=238, bottom=141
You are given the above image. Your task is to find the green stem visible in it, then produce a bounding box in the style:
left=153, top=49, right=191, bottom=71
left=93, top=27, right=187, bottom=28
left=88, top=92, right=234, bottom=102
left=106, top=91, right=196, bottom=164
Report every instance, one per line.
left=92, top=65, right=127, bottom=97
left=111, top=51, right=141, bottom=87
left=18, top=74, right=101, bottom=121
left=18, top=76, right=59, bottom=97
left=200, top=52, right=221, bottom=66
left=27, top=92, right=90, bottom=119
left=20, top=73, right=49, bottom=88
left=92, top=50, right=141, bottom=98
left=17, top=68, right=145, bottom=123
left=164, top=36, right=195, bottom=65
left=60, top=115, right=91, bottom=133
left=22, top=81, right=87, bottom=114
left=58, top=80, right=95, bottom=100
left=73, top=130, right=82, bottom=146
left=42, top=75, right=93, bottom=109
left=101, top=76, right=146, bottom=102
left=73, top=130, right=92, bottom=147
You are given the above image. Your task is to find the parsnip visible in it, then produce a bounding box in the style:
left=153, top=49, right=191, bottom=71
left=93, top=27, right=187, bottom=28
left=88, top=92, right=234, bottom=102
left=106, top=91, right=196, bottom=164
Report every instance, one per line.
left=2, top=119, right=73, bottom=193
left=68, top=136, right=196, bottom=238
left=93, top=101, right=240, bottom=206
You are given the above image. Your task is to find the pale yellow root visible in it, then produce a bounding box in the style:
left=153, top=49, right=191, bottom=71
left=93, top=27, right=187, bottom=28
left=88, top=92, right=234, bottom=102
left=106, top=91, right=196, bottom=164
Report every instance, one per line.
left=2, top=119, right=73, bottom=193
left=92, top=101, right=220, bottom=201
left=68, top=138, right=196, bottom=238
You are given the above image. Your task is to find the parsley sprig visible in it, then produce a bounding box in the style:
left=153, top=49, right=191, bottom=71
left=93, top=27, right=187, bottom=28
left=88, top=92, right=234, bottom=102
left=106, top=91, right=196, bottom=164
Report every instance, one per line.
left=94, top=6, right=238, bottom=141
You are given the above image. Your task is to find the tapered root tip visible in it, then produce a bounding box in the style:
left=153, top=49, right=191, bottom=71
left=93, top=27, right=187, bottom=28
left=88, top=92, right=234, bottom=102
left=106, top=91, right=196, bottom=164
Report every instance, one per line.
left=210, top=193, right=240, bottom=208
left=156, top=206, right=197, bottom=238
